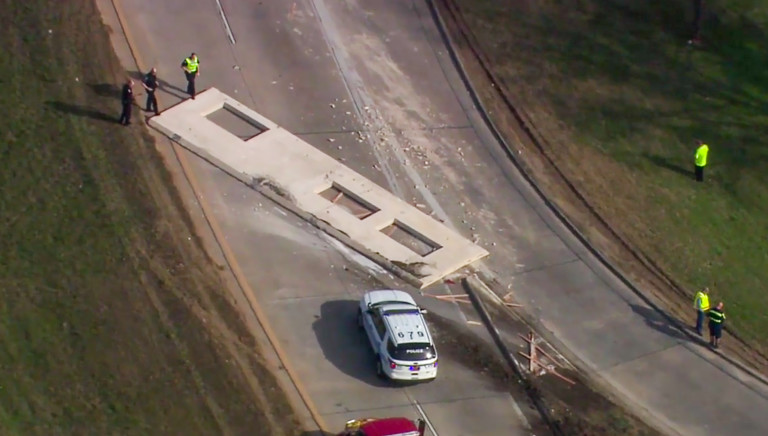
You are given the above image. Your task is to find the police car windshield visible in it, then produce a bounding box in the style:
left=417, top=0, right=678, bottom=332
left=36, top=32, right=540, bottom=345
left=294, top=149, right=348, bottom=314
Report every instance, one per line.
left=388, top=342, right=436, bottom=361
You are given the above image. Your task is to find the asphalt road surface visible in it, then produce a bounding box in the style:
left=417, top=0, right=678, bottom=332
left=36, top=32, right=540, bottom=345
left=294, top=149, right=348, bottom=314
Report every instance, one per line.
left=105, top=0, right=540, bottom=434
left=107, top=0, right=768, bottom=435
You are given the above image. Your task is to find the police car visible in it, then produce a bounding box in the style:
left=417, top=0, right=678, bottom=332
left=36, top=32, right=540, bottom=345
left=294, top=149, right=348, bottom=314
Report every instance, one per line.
left=357, top=290, right=438, bottom=381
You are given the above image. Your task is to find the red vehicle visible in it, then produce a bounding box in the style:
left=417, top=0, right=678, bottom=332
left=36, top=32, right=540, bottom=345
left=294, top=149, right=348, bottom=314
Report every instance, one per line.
left=337, top=417, right=426, bottom=436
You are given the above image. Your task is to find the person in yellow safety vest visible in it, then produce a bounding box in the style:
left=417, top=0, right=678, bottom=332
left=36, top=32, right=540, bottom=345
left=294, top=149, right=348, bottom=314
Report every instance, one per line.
left=694, top=287, right=710, bottom=336
left=694, top=140, right=709, bottom=182
left=707, top=301, right=726, bottom=349
left=180, top=52, right=200, bottom=99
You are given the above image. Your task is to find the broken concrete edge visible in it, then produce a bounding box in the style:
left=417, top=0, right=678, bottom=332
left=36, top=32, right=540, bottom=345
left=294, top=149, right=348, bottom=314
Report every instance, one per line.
left=391, top=260, right=431, bottom=279
left=461, top=276, right=565, bottom=436
left=468, top=271, right=684, bottom=436
left=249, top=176, right=296, bottom=204
left=424, top=0, right=768, bottom=388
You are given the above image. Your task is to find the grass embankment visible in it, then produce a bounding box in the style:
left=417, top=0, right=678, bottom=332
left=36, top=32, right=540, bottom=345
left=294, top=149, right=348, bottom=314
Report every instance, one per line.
left=454, top=0, right=768, bottom=349
left=0, top=0, right=298, bottom=434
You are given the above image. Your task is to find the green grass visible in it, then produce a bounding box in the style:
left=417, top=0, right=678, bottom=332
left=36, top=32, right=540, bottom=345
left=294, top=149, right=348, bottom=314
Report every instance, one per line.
left=0, top=0, right=297, bottom=434
left=453, top=0, right=768, bottom=348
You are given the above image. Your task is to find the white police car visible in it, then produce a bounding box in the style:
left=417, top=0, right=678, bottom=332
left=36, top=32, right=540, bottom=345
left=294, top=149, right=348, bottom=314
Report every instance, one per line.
left=357, top=290, right=438, bottom=381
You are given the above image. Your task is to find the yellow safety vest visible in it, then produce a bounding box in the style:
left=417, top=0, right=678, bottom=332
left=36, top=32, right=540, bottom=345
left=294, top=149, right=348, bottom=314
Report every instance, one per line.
left=185, top=57, right=199, bottom=73
left=695, top=144, right=709, bottom=167
left=694, top=291, right=710, bottom=311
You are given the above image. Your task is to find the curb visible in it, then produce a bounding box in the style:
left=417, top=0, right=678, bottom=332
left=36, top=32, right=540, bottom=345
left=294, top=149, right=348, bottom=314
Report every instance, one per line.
left=462, top=277, right=564, bottom=436
left=423, top=0, right=768, bottom=388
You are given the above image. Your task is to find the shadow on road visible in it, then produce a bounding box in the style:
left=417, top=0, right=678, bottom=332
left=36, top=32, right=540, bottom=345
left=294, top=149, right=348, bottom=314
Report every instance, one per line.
left=46, top=101, right=117, bottom=123
left=313, top=299, right=394, bottom=388
left=629, top=303, right=693, bottom=343
left=128, top=70, right=188, bottom=99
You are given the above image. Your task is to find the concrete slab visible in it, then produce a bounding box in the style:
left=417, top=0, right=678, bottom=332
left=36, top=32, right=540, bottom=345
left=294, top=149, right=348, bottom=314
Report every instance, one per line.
left=150, top=88, right=488, bottom=288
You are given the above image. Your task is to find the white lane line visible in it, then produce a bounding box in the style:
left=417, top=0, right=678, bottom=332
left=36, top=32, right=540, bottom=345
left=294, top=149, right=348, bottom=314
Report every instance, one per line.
left=413, top=400, right=439, bottom=436
left=213, top=0, right=236, bottom=44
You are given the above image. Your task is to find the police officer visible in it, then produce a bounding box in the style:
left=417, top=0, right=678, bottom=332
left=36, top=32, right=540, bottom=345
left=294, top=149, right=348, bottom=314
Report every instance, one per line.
left=180, top=52, right=200, bottom=99
left=693, top=287, right=710, bottom=336
left=142, top=67, right=160, bottom=115
left=707, top=301, right=726, bottom=349
left=119, top=78, right=134, bottom=126
left=694, top=139, right=709, bottom=182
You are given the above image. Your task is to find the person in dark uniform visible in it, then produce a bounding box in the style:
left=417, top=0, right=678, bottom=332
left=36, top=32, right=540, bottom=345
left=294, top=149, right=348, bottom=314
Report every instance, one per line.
left=142, top=67, right=159, bottom=115
left=707, top=301, right=726, bottom=349
left=119, top=78, right=134, bottom=125
left=180, top=52, right=200, bottom=99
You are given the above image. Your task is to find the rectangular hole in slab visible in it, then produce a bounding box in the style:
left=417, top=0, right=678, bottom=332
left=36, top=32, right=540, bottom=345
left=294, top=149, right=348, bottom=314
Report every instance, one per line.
left=380, top=220, right=442, bottom=257
left=318, top=183, right=380, bottom=219
left=205, top=103, right=266, bottom=140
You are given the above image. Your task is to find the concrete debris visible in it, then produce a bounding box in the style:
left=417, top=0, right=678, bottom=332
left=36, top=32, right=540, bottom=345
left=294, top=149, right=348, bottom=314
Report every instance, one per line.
left=329, top=103, right=336, bottom=108
left=327, top=138, right=335, bottom=142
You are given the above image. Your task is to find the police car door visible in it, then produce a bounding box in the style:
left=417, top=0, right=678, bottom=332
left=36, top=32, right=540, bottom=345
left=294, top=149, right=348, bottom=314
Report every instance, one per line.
left=367, top=310, right=387, bottom=351
left=363, top=308, right=379, bottom=350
